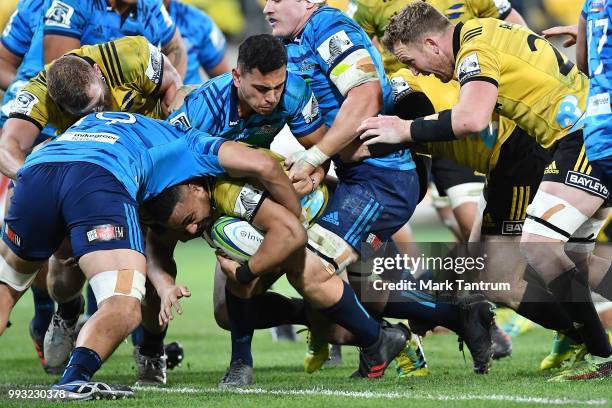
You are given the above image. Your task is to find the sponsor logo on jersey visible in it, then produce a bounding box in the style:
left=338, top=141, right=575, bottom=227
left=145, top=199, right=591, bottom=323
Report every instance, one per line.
left=10, top=91, right=39, bottom=116
left=544, top=161, right=559, bottom=174
left=321, top=211, right=340, bottom=226
left=3, top=224, right=21, bottom=247
left=57, top=132, right=119, bottom=144
left=45, top=1, right=74, bottom=29
left=317, top=30, right=353, bottom=65
left=502, top=221, right=523, bottom=235
left=146, top=43, right=163, bottom=84
left=457, top=53, right=481, bottom=83
left=86, top=224, right=126, bottom=243
left=366, top=233, right=383, bottom=250
left=235, top=184, right=264, bottom=221
left=565, top=171, right=609, bottom=198
left=390, top=76, right=413, bottom=101
left=586, top=92, right=611, bottom=117
left=494, top=0, right=512, bottom=15
left=301, top=93, right=320, bottom=124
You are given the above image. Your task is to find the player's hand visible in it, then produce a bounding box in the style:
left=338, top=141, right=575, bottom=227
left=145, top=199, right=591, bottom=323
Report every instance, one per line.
left=216, top=253, right=242, bottom=283
left=542, top=25, right=578, bottom=47
left=292, top=165, right=324, bottom=197
left=158, top=284, right=191, bottom=326
left=357, top=115, right=412, bottom=145
left=287, top=159, right=316, bottom=187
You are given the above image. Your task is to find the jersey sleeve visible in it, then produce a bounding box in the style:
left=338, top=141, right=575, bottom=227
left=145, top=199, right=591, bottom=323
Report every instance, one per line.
left=118, top=36, right=164, bottom=97
left=153, top=1, right=176, bottom=47
left=43, top=0, right=87, bottom=40
left=352, top=1, right=376, bottom=38
left=1, top=4, right=34, bottom=57
left=286, top=76, right=324, bottom=138
left=309, top=15, right=380, bottom=97
left=468, top=0, right=513, bottom=19
left=212, top=178, right=267, bottom=222
left=581, top=0, right=589, bottom=19
left=8, top=72, right=55, bottom=130
left=197, top=13, right=226, bottom=70
left=389, top=69, right=424, bottom=103
left=455, top=40, right=501, bottom=88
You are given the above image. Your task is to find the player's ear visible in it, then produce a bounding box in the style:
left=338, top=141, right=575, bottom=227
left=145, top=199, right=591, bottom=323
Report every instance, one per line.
left=232, top=68, right=241, bottom=87
left=424, top=37, right=438, bottom=54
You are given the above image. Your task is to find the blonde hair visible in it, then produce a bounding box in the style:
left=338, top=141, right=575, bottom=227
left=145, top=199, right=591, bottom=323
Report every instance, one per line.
left=382, top=2, right=451, bottom=52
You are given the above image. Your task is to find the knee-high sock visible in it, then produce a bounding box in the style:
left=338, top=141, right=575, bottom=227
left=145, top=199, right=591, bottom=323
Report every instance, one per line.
left=548, top=268, right=612, bottom=357
left=594, top=263, right=612, bottom=301
left=225, top=288, right=255, bottom=366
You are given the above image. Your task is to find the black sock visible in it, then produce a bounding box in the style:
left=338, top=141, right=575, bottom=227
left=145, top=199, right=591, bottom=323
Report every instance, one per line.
left=86, top=284, right=98, bottom=316
left=225, top=288, right=254, bottom=366
left=516, top=282, right=580, bottom=342
left=57, top=296, right=83, bottom=324
left=383, top=289, right=460, bottom=333
left=31, top=286, right=54, bottom=335
left=321, top=281, right=380, bottom=348
left=140, top=326, right=166, bottom=357
left=548, top=268, right=612, bottom=357
left=594, top=263, right=612, bottom=301
left=251, top=293, right=307, bottom=328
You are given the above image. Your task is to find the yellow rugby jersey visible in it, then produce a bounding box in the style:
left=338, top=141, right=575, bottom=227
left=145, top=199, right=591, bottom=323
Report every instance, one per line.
left=10, top=36, right=164, bottom=134
left=208, top=148, right=329, bottom=225
left=353, top=0, right=512, bottom=73
left=390, top=68, right=515, bottom=174
left=453, top=18, right=589, bottom=148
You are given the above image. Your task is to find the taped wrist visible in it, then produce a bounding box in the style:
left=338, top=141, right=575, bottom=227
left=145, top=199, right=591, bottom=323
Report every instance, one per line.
left=410, top=109, right=457, bottom=142
left=236, top=263, right=257, bottom=285
left=303, top=145, right=330, bottom=168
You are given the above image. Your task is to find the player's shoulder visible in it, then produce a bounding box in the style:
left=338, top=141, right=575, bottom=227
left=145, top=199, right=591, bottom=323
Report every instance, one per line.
left=458, top=17, right=499, bottom=46
left=306, top=6, right=358, bottom=35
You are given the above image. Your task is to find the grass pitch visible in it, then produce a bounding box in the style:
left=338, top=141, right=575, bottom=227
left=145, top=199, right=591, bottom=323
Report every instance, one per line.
left=1, top=229, right=610, bottom=407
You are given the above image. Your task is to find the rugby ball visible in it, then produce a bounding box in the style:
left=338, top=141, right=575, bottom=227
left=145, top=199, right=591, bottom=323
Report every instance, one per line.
left=209, top=216, right=264, bottom=263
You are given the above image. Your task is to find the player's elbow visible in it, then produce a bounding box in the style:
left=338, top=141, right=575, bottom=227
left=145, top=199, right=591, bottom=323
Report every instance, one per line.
left=273, top=216, right=308, bottom=254
left=458, top=113, right=490, bottom=135
left=254, top=154, right=282, bottom=181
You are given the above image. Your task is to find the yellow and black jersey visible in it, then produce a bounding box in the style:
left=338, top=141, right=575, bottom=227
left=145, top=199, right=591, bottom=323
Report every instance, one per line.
left=207, top=147, right=329, bottom=225
left=10, top=36, right=164, bottom=134
left=353, top=0, right=513, bottom=73
left=453, top=18, right=589, bottom=148
left=390, top=68, right=515, bottom=174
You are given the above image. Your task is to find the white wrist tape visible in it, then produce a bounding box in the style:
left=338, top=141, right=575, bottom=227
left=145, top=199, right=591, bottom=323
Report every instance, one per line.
left=89, top=269, right=146, bottom=305
left=303, top=145, right=330, bottom=168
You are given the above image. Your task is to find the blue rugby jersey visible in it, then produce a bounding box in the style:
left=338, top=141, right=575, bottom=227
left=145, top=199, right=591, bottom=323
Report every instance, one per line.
left=22, top=112, right=227, bottom=203
left=582, top=0, right=612, bottom=162
left=167, top=71, right=323, bottom=147
left=167, top=0, right=226, bottom=85
left=283, top=6, right=415, bottom=170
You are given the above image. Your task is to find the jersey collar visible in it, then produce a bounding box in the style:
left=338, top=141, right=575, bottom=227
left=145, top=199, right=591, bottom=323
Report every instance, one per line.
left=452, top=22, right=464, bottom=59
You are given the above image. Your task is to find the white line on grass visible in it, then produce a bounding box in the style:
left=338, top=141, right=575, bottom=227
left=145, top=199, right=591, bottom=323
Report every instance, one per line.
left=135, top=386, right=609, bottom=405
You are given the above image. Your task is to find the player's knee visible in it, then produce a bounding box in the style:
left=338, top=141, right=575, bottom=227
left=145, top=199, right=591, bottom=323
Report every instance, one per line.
left=522, top=190, right=588, bottom=243
left=89, top=269, right=146, bottom=308
left=307, top=224, right=359, bottom=277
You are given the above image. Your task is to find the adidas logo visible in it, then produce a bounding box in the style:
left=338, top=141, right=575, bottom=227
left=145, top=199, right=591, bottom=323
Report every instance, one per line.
left=544, top=161, right=559, bottom=174
left=321, top=211, right=340, bottom=226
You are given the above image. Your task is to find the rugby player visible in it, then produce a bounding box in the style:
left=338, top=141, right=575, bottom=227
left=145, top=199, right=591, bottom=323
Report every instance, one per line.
left=0, top=35, right=181, bottom=371
left=358, top=2, right=612, bottom=379
left=263, top=0, right=495, bottom=376
left=0, top=112, right=304, bottom=400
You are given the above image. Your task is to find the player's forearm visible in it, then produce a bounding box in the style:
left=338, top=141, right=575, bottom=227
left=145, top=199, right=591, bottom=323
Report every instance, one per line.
left=0, top=138, right=26, bottom=179
left=317, top=82, right=382, bottom=157
left=145, top=233, right=179, bottom=295
left=162, top=31, right=187, bottom=79
left=576, top=17, right=588, bottom=75
left=248, top=219, right=306, bottom=274
left=0, top=61, right=17, bottom=91
left=504, top=9, right=527, bottom=27
left=258, top=161, right=302, bottom=218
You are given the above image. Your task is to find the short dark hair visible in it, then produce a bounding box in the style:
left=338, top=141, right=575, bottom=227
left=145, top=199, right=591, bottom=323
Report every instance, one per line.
left=47, top=55, right=97, bottom=113
left=141, top=184, right=187, bottom=225
left=237, top=34, right=287, bottom=75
